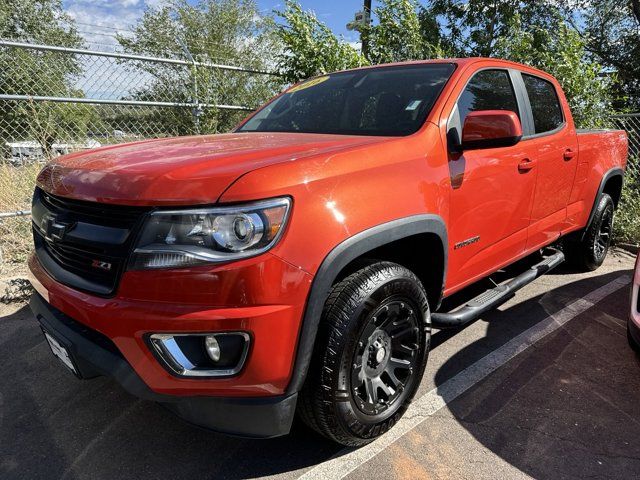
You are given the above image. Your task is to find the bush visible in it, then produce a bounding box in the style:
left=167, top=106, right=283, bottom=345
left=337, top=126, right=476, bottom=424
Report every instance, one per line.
left=0, top=162, right=41, bottom=276
left=613, top=180, right=640, bottom=245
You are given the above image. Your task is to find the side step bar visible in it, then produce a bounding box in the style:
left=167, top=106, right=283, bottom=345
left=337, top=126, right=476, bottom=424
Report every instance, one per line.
left=431, top=248, right=565, bottom=329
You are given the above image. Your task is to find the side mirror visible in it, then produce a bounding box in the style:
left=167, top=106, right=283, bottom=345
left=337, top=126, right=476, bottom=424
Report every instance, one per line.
left=461, top=110, right=522, bottom=150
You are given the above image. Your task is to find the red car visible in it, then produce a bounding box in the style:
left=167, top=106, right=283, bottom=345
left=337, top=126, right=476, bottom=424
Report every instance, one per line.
left=29, top=58, right=627, bottom=446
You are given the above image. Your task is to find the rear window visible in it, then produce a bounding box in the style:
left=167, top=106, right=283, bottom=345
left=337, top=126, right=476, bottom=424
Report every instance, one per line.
left=238, top=63, right=456, bottom=137
left=522, top=74, right=564, bottom=134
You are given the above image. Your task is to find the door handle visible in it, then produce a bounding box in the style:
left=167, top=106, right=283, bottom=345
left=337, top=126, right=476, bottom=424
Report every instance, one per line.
left=518, top=158, right=536, bottom=172
left=563, top=148, right=576, bottom=161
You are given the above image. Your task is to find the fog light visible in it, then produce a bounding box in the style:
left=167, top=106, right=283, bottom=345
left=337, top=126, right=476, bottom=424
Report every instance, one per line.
left=204, top=335, right=221, bottom=362
left=148, top=332, right=250, bottom=377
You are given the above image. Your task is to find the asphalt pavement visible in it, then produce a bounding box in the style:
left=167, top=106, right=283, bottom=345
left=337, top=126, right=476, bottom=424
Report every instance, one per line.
left=1, top=250, right=638, bottom=480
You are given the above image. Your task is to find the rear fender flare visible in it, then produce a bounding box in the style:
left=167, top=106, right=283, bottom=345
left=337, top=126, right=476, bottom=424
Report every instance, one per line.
left=581, top=167, right=624, bottom=240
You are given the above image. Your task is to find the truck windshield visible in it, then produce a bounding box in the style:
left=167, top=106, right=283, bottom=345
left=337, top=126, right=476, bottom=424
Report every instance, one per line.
left=237, top=63, right=456, bottom=137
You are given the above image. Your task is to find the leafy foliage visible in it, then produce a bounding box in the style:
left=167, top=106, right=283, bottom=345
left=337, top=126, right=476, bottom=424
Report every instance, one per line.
left=613, top=180, right=640, bottom=244
left=365, top=0, right=426, bottom=63
left=118, top=0, right=282, bottom=134
left=274, top=1, right=367, bottom=84
left=366, top=0, right=451, bottom=63
left=0, top=0, right=90, bottom=154
left=492, top=13, right=613, bottom=128
left=558, top=0, right=640, bottom=110
left=430, top=0, right=556, bottom=57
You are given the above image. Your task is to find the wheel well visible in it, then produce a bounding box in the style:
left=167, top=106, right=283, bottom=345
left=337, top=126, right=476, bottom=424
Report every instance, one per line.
left=333, top=233, right=445, bottom=308
left=603, top=174, right=623, bottom=207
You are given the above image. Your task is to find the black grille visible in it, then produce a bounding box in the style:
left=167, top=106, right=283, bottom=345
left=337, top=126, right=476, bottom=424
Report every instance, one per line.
left=39, top=190, right=146, bottom=227
left=32, top=188, right=151, bottom=296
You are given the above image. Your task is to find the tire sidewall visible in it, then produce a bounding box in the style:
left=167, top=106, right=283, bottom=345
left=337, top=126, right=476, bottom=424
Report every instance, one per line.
left=328, top=267, right=431, bottom=442
left=585, top=194, right=614, bottom=270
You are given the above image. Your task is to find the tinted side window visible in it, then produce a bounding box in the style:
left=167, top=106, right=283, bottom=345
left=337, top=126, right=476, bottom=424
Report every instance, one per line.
left=457, top=69, right=519, bottom=126
left=522, top=74, right=563, bottom=134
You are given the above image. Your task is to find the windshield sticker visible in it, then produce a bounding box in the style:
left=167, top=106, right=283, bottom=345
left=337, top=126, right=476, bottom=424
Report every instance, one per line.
left=288, top=76, right=330, bottom=93
left=405, top=100, right=422, bottom=111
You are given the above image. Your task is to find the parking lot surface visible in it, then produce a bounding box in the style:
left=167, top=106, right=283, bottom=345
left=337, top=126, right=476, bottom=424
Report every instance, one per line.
left=1, top=250, right=638, bottom=480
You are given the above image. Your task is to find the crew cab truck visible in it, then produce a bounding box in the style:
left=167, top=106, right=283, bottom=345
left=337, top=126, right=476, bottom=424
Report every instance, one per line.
left=28, top=58, right=628, bottom=446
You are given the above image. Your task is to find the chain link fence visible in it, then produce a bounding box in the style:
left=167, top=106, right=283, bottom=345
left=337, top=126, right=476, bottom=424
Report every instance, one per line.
left=0, top=40, right=280, bottom=164
left=611, top=114, right=640, bottom=184
left=0, top=39, right=281, bottom=276
left=1, top=39, right=640, bottom=276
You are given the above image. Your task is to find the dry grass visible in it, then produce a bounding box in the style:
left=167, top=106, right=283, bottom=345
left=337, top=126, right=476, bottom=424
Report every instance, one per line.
left=0, top=162, right=42, bottom=276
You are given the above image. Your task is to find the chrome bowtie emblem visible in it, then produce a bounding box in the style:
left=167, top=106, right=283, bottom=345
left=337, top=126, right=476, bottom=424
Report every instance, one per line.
left=91, top=259, right=113, bottom=271
left=40, top=213, right=70, bottom=242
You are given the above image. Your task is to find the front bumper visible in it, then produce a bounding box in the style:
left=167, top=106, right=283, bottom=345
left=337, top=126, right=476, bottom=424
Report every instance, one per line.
left=28, top=252, right=312, bottom=397
left=30, top=292, right=298, bottom=438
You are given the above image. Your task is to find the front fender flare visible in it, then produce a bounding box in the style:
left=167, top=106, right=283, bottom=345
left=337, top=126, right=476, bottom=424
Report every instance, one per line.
left=285, top=214, right=447, bottom=395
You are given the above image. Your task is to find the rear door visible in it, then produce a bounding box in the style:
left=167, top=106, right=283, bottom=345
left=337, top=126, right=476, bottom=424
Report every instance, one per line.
left=519, top=72, right=579, bottom=250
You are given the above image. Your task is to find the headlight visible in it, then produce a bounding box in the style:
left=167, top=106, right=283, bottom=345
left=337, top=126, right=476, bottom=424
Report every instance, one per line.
left=129, top=197, right=291, bottom=270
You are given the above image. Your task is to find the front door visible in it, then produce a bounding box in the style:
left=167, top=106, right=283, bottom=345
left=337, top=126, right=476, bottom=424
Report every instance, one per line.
left=445, top=68, right=537, bottom=293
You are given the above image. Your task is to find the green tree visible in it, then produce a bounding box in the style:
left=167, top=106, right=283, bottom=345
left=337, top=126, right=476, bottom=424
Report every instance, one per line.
left=118, top=0, right=282, bottom=134
left=366, top=0, right=424, bottom=63
left=0, top=0, right=91, bottom=155
left=493, top=13, right=613, bottom=128
left=559, top=0, right=640, bottom=109
left=430, top=0, right=555, bottom=57
left=429, top=1, right=613, bottom=127
left=274, top=1, right=366, bottom=83
left=366, top=0, right=450, bottom=63
left=274, top=0, right=452, bottom=83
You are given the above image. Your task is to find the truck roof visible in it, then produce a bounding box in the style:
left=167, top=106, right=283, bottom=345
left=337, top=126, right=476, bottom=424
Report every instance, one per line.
left=325, top=57, right=555, bottom=82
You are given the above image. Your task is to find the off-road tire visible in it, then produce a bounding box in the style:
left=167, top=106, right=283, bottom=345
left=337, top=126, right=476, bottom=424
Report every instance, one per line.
left=564, top=193, right=615, bottom=272
left=297, top=261, right=430, bottom=446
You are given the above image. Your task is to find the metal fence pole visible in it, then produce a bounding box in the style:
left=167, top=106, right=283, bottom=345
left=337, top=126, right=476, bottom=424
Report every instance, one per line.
left=178, top=38, right=201, bottom=135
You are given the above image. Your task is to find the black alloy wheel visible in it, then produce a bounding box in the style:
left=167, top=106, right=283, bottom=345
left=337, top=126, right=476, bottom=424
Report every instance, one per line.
left=564, top=193, right=615, bottom=271
left=298, top=261, right=430, bottom=446
left=593, top=204, right=613, bottom=262
left=350, top=298, right=421, bottom=417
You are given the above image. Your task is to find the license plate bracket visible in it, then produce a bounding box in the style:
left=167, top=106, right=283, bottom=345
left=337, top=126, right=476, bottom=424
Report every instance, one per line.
left=42, top=328, right=81, bottom=378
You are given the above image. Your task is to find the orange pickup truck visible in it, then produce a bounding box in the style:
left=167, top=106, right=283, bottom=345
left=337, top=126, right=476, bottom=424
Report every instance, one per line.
left=28, top=58, right=627, bottom=445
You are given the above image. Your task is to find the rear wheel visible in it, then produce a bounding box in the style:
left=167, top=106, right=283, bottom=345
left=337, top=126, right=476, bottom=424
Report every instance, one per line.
left=564, top=193, right=614, bottom=271
left=298, top=262, right=430, bottom=446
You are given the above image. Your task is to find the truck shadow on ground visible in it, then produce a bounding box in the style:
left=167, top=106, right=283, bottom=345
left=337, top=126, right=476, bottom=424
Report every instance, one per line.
left=1, top=267, right=639, bottom=479
left=433, top=268, right=640, bottom=478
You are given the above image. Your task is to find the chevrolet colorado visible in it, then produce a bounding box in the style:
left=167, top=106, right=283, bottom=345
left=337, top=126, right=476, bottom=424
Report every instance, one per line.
left=28, top=58, right=628, bottom=446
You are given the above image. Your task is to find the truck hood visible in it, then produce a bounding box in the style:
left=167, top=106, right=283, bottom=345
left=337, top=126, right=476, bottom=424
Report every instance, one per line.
left=37, top=132, right=389, bottom=205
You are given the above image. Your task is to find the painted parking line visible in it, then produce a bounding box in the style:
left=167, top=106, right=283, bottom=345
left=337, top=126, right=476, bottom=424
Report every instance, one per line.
left=298, top=274, right=630, bottom=480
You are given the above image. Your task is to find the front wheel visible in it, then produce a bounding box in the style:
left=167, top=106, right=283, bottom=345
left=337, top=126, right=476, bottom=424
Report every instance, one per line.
left=298, top=262, right=430, bottom=446
left=564, top=193, right=615, bottom=271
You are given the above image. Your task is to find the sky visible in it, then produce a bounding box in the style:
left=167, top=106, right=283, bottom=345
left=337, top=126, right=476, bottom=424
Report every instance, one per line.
left=62, top=0, right=364, bottom=51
